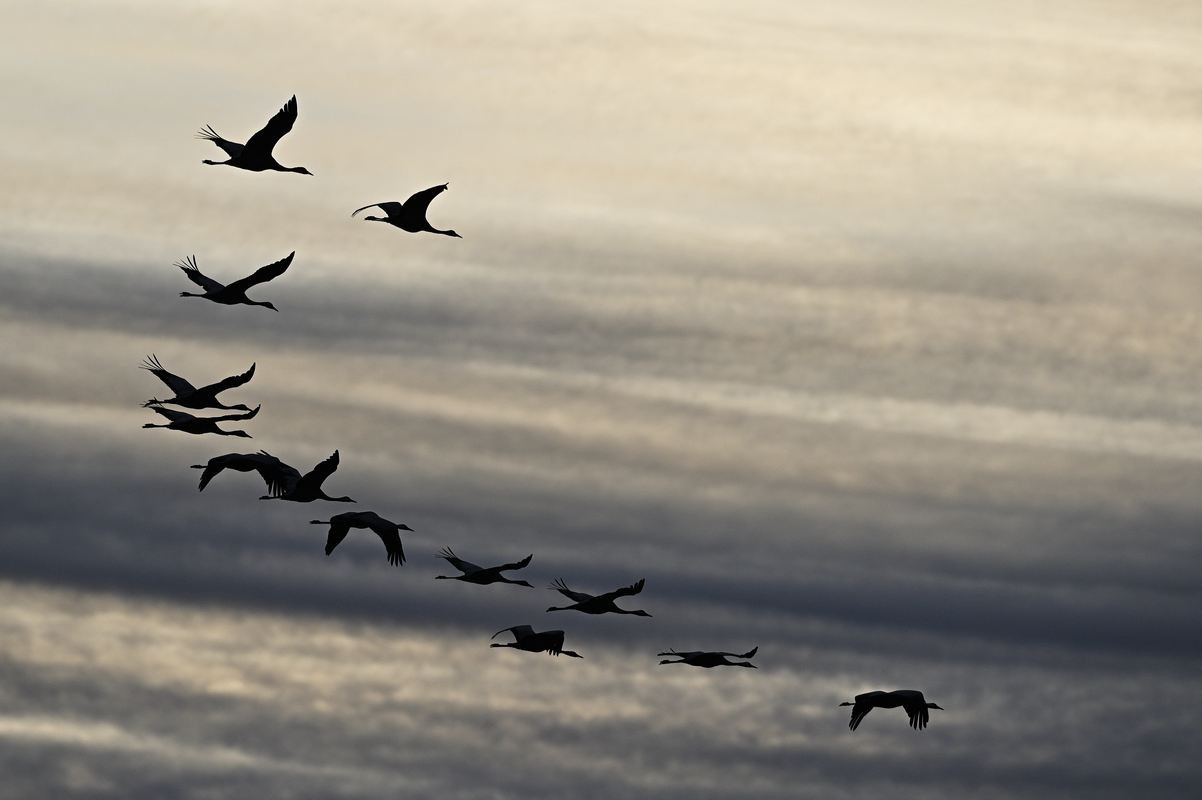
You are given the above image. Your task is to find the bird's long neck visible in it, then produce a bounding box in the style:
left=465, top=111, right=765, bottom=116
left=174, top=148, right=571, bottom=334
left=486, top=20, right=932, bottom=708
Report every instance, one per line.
left=202, top=159, right=230, bottom=166
left=180, top=292, right=202, bottom=298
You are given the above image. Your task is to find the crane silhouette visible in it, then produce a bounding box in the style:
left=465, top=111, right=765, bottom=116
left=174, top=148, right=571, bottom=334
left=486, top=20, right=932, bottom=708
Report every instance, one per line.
left=143, top=405, right=259, bottom=437
left=190, top=450, right=354, bottom=502
left=658, top=646, right=758, bottom=669
left=197, top=95, right=312, bottom=174
left=490, top=626, right=582, bottom=658
left=546, top=577, right=651, bottom=616
left=310, top=511, right=411, bottom=566
left=351, top=184, right=461, bottom=237
left=176, top=253, right=292, bottom=311
left=839, top=690, right=943, bottom=731
left=434, top=548, right=533, bottom=587
left=141, top=354, right=255, bottom=411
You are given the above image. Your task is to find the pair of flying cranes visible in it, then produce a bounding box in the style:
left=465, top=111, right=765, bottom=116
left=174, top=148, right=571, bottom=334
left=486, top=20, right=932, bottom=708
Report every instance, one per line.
left=141, top=95, right=940, bottom=733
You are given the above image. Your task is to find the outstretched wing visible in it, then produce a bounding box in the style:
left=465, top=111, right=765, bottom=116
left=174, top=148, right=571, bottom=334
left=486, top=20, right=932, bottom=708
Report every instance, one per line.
left=491, top=625, right=534, bottom=642
left=497, top=553, right=533, bottom=572
left=149, top=406, right=195, bottom=423
left=438, top=547, right=482, bottom=574
left=196, top=452, right=253, bottom=491
left=324, top=518, right=351, bottom=556
left=308, top=450, right=339, bottom=485
left=714, top=646, right=758, bottom=659
left=401, top=183, right=449, bottom=219
left=848, top=702, right=874, bottom=732
left=243, top=95, right=298, bottom=157
left=351, top=201, right=404, bottom=219
left=195, top=125, right=243, bottom=158
left=549, top=578, right=592, bottom=603
left=176, top=255, right=224, bottom=292
left=226, top=252, right=294, bottom=294
left=252, top=451, right=302, bottom=496
left=902, top=699, right=929, bottom=730
left=597, top=577, right=645, bottom=602
left=200, top=362, right=255, bottom=396
left=212, top=404, right=260, bottom=423
left=373, top=526, right=406, bottom=567
left=141, top=354, right=195, bottom=397
left=542, top=630, right=567, bottom=656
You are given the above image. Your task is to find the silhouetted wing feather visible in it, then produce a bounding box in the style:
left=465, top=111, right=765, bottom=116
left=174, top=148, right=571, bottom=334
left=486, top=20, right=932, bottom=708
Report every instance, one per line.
left=374, top=527, right=405, bottom=566
left=491, top=625, right=534, bottom=641
left=597, top=578, right=645, bottom=602
left=252, top=451, right=302, bottom=496
left=196, top=125, right=243, bottom=158
left=401, top=184, right=448, bottom=218
left=324, top=520, right=350, bottom=555
left=309, top=450, right=339, bottom=485
left=351, top=201, right=404, bottom=218
left=203, top=362, right=255, bottom=395
left=438, top=547, right=482, bottom=574
left=903, top=700, right=928, bottom=730
left=549, top=579, right=592, bottom=603
left=497, top=553, right=533, bottom=572
left=176, top=256, right=224, bottom=292
left=141, top=355, right=195, bottom=396
left=849, top=703, right=873, bottom=731
left=243, top=95, right=297, bottom=157
left=544, top=630, right=566, bottom=655
left=226, top=252, right=294, bottom=294
left=149, top=406, right=195, bottom=423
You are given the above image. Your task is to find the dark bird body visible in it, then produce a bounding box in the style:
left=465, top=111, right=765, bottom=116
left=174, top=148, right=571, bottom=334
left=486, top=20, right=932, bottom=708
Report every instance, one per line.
left=310, top=511, right=411, bottom=566
left=490, top=626, right=581, bottom=658
left=352, top=184, right=460, bottom=237
left=658, top=647, right=758, bottom=669
left=547, top=577, right=651, bottom=616
left=840, top=690, right=943, bottom=731
left=190, top=450, right=354, bottom=502
left=435, top=548, right=533, bottom=587
left=143, top=405, right=259, bottom=437
left=141, top=354, right=255, bottom=410
left=197, top=95, right=312, bottom=174
left=176, top=253, right=292, bottom=311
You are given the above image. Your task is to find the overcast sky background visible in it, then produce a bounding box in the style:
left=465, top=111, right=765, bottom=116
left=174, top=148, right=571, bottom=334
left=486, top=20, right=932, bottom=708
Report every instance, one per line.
left=3, top=1, right=1202, bottom=797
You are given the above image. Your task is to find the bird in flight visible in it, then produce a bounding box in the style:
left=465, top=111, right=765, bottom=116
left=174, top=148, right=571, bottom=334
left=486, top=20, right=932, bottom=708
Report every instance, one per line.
left=546, top=577, right=651, bottom=616
left=190, top=450, right=355, bottom=502
left=839, top=690, right=943, bottom=731
left=176, top=253, right=292, bottom=311
left=658, top=646, right=758, bottom=669
left=141, top=355, right=255, bottom=411
left=351, top=184, right=461, bottom=237
left=310, top=511, right=411, bottom=566
left=434, top=548, right=533, bottom=587
left=197, top=95, right=312, bottom=174
left=143, top=405, right=259, bottom=437
left=490, top=626, right=582, bottom=658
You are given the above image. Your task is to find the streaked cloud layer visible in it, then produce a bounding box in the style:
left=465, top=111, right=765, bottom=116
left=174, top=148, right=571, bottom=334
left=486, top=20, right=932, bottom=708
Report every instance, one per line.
left=2, top=1, right=1201, bottom=797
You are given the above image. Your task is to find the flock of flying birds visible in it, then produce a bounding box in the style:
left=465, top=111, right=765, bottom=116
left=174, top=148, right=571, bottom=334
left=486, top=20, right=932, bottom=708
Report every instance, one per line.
left=141, top=94, right=942, bottom=733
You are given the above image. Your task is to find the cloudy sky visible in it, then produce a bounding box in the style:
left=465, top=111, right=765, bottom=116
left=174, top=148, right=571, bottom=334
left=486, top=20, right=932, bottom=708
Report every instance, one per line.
left=3, top=1, right=1202, bottom=797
